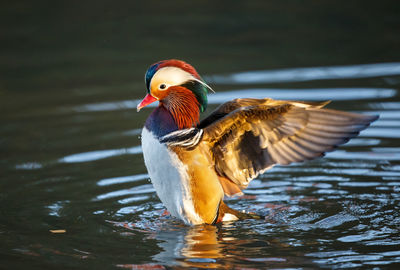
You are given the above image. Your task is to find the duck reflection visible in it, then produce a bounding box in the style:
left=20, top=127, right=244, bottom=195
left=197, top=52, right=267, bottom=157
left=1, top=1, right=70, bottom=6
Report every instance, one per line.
left=153, top=223, right=228, bottom=268
left=180, top=224, right=223, bottom=266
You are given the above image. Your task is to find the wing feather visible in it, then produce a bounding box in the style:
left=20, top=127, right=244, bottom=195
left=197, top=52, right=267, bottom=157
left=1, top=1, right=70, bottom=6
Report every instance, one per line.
left=200, top=98, right=378, bottom=189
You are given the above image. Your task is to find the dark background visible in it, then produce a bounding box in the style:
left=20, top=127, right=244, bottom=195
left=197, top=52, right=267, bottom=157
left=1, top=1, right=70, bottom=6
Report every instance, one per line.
left=1, top=1, right=399, bottom=94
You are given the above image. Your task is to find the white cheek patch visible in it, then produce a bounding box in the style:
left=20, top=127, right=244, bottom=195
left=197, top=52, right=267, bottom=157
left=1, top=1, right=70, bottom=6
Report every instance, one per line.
left=150, top=67, right=194, bottom=90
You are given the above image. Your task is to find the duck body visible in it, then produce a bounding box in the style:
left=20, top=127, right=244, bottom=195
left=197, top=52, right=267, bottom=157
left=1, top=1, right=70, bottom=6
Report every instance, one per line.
left=138, top=59, right=379, bottom=225
left=142, top=106, right=224, bottom=224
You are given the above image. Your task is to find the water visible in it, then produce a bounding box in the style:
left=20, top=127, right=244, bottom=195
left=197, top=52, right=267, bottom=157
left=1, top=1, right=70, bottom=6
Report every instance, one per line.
left=1, top=1, right=400, bottom=269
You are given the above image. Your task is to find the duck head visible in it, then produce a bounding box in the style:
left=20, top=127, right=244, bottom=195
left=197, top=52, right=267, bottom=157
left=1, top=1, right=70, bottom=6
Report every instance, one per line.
left=137, top=59, right=212, bottom=129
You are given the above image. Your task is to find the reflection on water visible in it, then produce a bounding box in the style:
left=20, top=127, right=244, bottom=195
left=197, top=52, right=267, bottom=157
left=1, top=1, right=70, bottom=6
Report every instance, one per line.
left=155, top=224, right=225, bottom=268
left=112, top=219, right=314, bottom=269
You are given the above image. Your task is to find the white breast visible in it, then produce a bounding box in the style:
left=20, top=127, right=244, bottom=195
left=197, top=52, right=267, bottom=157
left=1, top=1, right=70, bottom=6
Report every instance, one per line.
left=141, top=128, right=203, bottom=225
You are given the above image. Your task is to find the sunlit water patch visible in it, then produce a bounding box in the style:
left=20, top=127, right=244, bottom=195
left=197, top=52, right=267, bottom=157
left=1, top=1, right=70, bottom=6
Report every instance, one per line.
left=326, top=149, right=400, bottom=161
left=97, top=174, right=149, bottom=186
left=95, top=184, right=155, bottom=201
left=206, top=62, right=400, bottom=84
left=369, top=101, right=400, bottom=110
left=14, top=162, right=43, bottom=170
left=58, top=146, right=142, bottom=163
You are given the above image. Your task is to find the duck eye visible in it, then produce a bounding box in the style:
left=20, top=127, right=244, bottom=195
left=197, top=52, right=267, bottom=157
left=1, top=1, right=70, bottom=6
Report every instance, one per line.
left=159, top=83, right=167, bottom=90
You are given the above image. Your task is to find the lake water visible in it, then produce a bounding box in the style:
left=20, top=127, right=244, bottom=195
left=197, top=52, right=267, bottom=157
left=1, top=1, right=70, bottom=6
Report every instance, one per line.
left=1, top=1, right=400, bottom=269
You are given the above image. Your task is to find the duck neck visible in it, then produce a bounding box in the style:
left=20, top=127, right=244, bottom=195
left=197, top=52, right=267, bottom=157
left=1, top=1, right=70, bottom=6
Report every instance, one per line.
left=145, top=106, right=178, bottom=138
left=161, top=86, right=201, bottom=130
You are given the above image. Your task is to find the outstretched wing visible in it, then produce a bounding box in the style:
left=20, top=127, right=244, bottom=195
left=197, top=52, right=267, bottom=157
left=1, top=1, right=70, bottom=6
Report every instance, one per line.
left=201, top=98, right=378, bottom=190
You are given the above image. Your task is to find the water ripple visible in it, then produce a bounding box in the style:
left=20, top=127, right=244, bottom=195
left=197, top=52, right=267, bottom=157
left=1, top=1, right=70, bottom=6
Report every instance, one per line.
left=206, top=62, right=400, bottom=84
left=338, top=230, right=388, bottom=243
left=95, top=184, right=155, bottom=200
left=326, top=150, right=400, bottom=160
left=314, top=213, right=358, bottom=229
left=97, top=174, right=149, bottom=186
left=15, top=162, right=43, bottom=170
left=58, top=146, right=142, bottom=163
left=71, top=88, right=396, bottom=112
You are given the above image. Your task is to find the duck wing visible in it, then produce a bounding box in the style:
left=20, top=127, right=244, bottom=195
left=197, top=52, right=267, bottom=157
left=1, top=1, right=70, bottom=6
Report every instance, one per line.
left=200, top=98, right=378, bottom=190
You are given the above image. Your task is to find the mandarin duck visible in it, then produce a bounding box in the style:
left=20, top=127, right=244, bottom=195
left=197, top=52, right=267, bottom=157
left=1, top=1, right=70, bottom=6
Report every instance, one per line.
left=137, top=59, right=378, bottom=225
